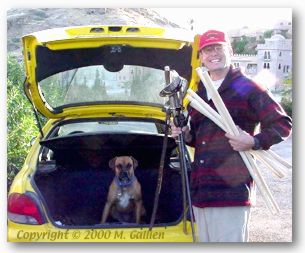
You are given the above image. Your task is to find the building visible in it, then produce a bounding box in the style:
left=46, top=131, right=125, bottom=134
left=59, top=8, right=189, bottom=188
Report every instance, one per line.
left=231, top=54, right=257, bottom=77
left=273, top=20, right=292, bottom=38
left=231, top=32, right=292, bottom=91
left=256, top=34, right=292, bottom=90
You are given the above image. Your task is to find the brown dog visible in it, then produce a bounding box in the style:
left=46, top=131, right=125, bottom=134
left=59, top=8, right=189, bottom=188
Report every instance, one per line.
left=101, top=156, right=145, bottom=224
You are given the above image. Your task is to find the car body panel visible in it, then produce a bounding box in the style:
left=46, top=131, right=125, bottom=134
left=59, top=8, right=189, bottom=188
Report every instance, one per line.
left=8, top=220, right=195, bottom=242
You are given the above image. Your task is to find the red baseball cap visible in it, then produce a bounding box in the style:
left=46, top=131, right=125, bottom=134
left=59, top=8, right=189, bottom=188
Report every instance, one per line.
left=199, top=30, right=231, bottom=51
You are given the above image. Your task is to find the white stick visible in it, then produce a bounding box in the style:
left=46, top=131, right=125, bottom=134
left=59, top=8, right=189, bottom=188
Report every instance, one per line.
left=187, top=89, right=224, bottom=124
left=263, top=149, right=292, bottom=169
left=250, top=150, right=287, bottom=178
left=196, top=67, right=280, bottom=214
left=186, top=95, right=226, bottom=131
left=187, top=88, right=290, bottom=177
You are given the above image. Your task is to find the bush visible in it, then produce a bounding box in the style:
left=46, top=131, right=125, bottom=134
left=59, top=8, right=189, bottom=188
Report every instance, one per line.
left=7, top=56, right=39, bottom=189
left=280, top=78, right=292, bottom=118
left=281, top=94, right=292, bottom=117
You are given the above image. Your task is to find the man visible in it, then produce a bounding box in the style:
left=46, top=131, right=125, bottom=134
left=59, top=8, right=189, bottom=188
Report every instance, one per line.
left=171, top=29, right=292, bottom=242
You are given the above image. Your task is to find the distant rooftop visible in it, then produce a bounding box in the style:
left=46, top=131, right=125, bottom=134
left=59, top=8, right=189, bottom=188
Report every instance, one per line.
left=269, top=34, right=286, bottom=41
left=273, top=20, right=292, bottom=30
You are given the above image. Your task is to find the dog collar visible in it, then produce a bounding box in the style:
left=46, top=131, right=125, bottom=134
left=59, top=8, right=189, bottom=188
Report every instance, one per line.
left=115, top=175, right=136, bottom=188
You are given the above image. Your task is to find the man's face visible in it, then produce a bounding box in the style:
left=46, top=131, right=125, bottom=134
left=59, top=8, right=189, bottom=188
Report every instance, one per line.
left=199, top=44, right=232, bottom=72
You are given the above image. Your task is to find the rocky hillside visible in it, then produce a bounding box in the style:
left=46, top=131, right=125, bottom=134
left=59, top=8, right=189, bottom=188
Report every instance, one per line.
left=7, top=8, right=181, bottom=59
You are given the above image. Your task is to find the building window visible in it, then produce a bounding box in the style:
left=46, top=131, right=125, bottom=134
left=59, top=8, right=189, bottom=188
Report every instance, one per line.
left=278, top=64, right=281, bottom=70
left=264, top=51, right=271, bottom=60
left=279, top=51, right=282, bottom=57
left=246, top=64, right=257, bottom=74
left=267, top=63, right=270, bottom=69
left=283, top=66, right=286, bottom=73
left=264, top=63, right=266, bottom=68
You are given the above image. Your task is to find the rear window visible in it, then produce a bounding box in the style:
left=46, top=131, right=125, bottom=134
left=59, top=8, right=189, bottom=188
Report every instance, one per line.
left=38, top=65, right=167, bottom=108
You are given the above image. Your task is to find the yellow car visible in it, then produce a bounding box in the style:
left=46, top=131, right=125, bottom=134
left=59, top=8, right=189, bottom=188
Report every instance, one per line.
left=8, top=25, right=201, bottom=242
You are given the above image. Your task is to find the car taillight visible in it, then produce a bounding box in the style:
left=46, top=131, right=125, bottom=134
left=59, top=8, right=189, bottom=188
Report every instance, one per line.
left=8, top=192, right=45, bottom=225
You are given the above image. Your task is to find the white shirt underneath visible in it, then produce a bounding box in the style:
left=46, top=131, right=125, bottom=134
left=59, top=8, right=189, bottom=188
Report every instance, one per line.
left=206, top=78, right=224, bottom=100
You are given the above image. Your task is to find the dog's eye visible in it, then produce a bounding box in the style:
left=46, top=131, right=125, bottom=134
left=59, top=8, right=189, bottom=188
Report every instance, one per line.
left=126, top=163, right=132, bottom=169
left=116, top=164, right=122, bottom=170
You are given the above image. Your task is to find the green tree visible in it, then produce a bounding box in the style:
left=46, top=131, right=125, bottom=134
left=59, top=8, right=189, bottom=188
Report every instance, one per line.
left=39, top=75, right=65, bottom=107
left=280, top=76, right=292, bottom=117
left=7, top=56, right=24, bottom=85
left=94, top=68, right=101, bottom=87
left=263, top=30, right=273, bottom=39
left=92, top=69, right=108, bottom=99
left=7, top=56, right=39, bottom=188
left=232, top=37, right=247, bottom=54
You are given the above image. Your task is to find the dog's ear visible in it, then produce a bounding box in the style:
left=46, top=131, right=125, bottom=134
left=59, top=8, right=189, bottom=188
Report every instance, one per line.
left=109, top=157, right=117, bottom=170
left=130, top=156, right=138, bottom=169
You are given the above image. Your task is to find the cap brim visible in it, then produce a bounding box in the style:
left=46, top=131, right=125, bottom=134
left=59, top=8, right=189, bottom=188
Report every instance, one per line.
left=199, top=41, right=227, bottom=51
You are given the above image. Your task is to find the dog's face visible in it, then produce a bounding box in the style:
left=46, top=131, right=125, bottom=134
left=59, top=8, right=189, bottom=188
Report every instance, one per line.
left=109, top=156, right=138, bottom=184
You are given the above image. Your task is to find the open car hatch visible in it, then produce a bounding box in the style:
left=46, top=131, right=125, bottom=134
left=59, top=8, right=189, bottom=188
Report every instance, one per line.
left=22, top=25, right=200, bottom=119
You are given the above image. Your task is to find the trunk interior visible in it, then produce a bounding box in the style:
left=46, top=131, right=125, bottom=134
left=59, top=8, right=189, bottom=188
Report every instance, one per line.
left=33, top=133, right=184, bottom=227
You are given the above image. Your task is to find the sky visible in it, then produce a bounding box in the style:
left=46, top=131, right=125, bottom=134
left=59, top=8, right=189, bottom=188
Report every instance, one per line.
left=153, top=8, right=292, bottom=33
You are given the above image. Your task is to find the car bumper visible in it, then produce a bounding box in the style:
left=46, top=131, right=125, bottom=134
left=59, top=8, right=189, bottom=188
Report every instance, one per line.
left=8, top=220, right=195, bottom=242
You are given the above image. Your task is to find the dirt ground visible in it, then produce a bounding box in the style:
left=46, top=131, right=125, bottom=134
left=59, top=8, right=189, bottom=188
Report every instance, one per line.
left=248, top=135, right=292, bottom=242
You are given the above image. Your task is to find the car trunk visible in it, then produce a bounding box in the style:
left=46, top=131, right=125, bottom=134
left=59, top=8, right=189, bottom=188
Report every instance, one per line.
left=33, top=132, right=184, bottom=227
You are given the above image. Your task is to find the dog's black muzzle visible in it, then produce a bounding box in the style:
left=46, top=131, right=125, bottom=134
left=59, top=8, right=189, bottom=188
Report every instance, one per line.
left=118, top=171, right=131, bottom=183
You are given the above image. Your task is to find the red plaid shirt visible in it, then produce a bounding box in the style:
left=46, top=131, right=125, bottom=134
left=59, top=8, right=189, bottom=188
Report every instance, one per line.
left=187, top=66, right=292, bottom=208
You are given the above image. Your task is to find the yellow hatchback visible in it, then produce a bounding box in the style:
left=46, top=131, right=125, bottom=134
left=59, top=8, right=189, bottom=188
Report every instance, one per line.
left=8, top=25, right=201, bottom=242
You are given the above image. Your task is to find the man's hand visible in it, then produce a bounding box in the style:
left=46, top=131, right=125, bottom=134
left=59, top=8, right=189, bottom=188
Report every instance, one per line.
left=225, top=127, right=255, bottom=151
left=170, top=122, right=182, bottom=137
left=170, top=122, right=192, bottom=142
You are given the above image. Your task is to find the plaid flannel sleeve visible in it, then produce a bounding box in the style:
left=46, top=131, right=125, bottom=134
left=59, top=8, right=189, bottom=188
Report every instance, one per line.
left=250, top=90, right=292, bottom=150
